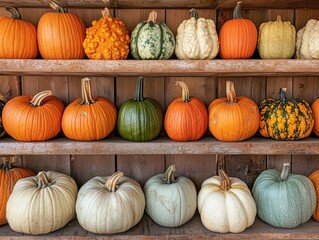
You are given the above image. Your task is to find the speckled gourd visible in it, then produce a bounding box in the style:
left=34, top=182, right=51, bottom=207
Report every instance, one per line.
left=296, top=19, right=319, bottom=59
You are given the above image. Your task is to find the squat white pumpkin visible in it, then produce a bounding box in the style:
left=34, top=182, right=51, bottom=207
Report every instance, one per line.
left=296, top=19, right=319, bottom=59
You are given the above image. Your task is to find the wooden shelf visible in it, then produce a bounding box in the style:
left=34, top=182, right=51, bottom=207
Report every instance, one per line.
left=0, top=136, right=319, bottom=155
left=1, top=213, right=319, bottom=239
left=0, top=59, right=319, bottom=77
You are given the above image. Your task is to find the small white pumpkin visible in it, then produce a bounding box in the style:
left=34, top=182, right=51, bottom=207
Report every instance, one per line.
left=258, top=15, right=296, bottom=59
left=175, top=9, right=219, bottom=60
left=144, top=165, right=197, bottom=227
left=6, top=171, right=78, bottom=235
left=198, top=170, right=256, bottom=233
left=296, top=19, right=319, bottom=59
left=76, top=171, right=145, bottom=234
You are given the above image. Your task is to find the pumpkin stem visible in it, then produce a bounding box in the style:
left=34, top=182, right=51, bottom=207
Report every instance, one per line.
left=280, top=163, right=290, bottom=181
left=81, top=78, right=96, bottom=105
left=30, top=90, right=53, bottom=107
left=0, top=156, right=16, bottom=170
left=163, top=165, right=176, bottom=184
left=219, top=170, right=231, bottom=191
left=276, top=15, right=282, bottom=21
left=105, top=171, right=124, bottom=192
left=49, top=1, right=66, bottom=13
left=226, top=81, right=237, bottom=103
left=37, top=171, right=53, bottom=188
left=134, top=77, right=144, bottom=102
left=102, top=7, right=112, bottom=18
left=279, top=88, right=287, bottom=102
left=189, top=9, right=199, bottom=20
left=175, top=81, right=190, bottom=103
left=5, top=7, right=21, bottom=20
left=147, top=11, right=158, bottom=23
left=233, top=1, right=243, bottom=19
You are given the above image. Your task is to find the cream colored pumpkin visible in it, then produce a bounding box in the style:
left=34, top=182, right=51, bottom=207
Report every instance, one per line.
left=296, top=19, right=319, bottom=59
left=258, top=15, right=296, bottom=59
left=144, top=165, right=197, bottom=227
left=175, top=9, right=219, bottom=60
left=198, top=170, right=256, bottom=233
left=76, top=171, right=145, bottom=234
left=6, top=171, right=78, bottom=235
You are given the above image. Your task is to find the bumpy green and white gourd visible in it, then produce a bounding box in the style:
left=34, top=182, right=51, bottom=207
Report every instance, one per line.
left=252, top=163, right=316, bottom=228
left=130, top=11, right=175, bottom=60
left=175, top=9, right=219, bottom=60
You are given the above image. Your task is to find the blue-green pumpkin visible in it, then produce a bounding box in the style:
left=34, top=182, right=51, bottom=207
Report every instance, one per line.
left=117, top=77, right=163, bottom=142
left=130, top=11, right=175, bottom=60
left=252, top=163, right=316, bottom=228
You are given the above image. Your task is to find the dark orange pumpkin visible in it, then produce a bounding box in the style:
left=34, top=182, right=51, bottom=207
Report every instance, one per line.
left=164, top=81, right=208, bottom=141
left=219, top=1, right=257, bottom=59
left=62, top=78, right=117, bottom=141
left=0, top=156, right=35, bottom=225
left=309, top=170, right=319, bottom=221
left=0, top=7, right=38, bottom=59
left=37, top=1, right=86, bottom=59
left=2, top=90, right=65, bottom=141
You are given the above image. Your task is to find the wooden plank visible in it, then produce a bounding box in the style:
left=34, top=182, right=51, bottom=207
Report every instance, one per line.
left=0, top=76, right=20, bottom=99
left=292, top=155, right=319, bottom=176
left=217, top=0, right=319, bottom=9
left=0, top=0, right=117, bottom=8
left=295, top=9, right=319, bottom=31
left=267, top=155, right=292, bottom=171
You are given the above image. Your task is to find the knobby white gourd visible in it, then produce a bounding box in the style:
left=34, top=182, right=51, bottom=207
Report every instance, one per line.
left=296, top=19, right=319, bottom=59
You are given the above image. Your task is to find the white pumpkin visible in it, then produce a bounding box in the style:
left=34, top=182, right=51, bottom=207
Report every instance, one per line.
left=258, top=15, right=296, bottom=59
left=76, top=171, right=145, bottom=234
left=144, top=165, right=197, bottom=227
left=296, top=19, right=319, bottom=59
left=198, top=170, right=256, bottom=233
left=6, top=171, right=78, bottom=235
left=175, top=9, right=219, bottom=60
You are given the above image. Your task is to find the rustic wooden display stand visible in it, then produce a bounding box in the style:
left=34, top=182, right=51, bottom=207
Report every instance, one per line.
left=1, top=0, right=319, bottom=239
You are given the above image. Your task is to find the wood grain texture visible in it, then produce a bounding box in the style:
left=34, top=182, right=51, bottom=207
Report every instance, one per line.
left=217, top=0, right=319, bottom=9
left=295, top=9, right=319, bottom=31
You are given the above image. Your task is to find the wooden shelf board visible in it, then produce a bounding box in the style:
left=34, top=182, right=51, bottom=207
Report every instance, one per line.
left=217, top=0, right=319, bottom=9
left=0, top=59, right=319, bottom=77
left=1, top=214, right=319, bottom=239
left=0, top=136, right=319, bottom=155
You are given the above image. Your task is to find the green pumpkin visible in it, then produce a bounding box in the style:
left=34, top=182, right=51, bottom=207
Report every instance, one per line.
left=0, top=94, right=7, bottom=138
left=252, top=163, right=316, bottom=228
left=117, top=77, right=163, bottom=141
left=259, top=87, right=314, bottom=140
left=130, top=11, right=175, bottom=60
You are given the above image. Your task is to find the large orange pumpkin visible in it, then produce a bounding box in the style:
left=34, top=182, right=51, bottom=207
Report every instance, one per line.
left=0, top=156, right=35, bottom=225
left=2, top=90, right=65, bottom=141
left=308, top=169, right=319, bottom=221
left=0, top=7, right=38, bottom=59
left=62, top=78, right=117, bottom=141
left=219, top=1, right=257, bottom=59
left=37, top=1, right=86, bottom=59
left=208, top=81, right=259, bottom=141
left=311, top=98, right=319, bottom=137
left=164, top=81, right=208, bottom=141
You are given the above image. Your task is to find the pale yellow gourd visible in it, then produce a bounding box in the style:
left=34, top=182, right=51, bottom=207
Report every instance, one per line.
left=296, top=19, right=319, bottom=59
left=175, top=9, right=219, bottom=60
left=258, top=15, right=296, bottom=59
left=198, top=170, right=256, bottom=233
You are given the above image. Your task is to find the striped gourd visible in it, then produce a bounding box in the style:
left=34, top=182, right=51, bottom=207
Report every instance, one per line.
left=259, top=88, right=314, bottom=140
left=130, top=11, right=175, bottom=60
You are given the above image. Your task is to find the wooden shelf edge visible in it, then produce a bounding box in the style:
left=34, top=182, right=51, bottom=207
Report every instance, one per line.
left=0, top=59, right=319, bottom=77
left=0, top=136, right=318, bottom=155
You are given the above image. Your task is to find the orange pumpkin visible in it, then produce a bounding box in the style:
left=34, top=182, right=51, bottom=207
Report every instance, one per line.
left=62, top=78, right=117, bottom=141
left=37, top=1, right=86, bottom=59
left=0, top=7, right=38, bottom=59
left=309, top=169, right=319, bottom=221
left=0, top=156, right=35, bottom=225
left=2, top=90, right=65, bottom=141
left=219, top=1, right=257, bottom=59
left=208, top=81, right=259, bottom=141
left=164, top=81, right=208, bottom=141
left=311, top=98, right=319, bottom=137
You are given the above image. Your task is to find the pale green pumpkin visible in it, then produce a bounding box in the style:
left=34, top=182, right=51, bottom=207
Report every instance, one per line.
left=252, top=163, right=316, bottom=228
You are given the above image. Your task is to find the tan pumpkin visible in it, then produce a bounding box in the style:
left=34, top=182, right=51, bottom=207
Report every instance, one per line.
left=296, top=19, right=319, bottom=59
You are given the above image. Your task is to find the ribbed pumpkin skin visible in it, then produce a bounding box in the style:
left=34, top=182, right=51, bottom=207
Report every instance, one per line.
left=0, top=9, right=38, bottom=59
left=37, top=12, right=86, bottom=59
left=311, top=98, right=319, bottom=137
left=309, top=170, right=319, bottom=221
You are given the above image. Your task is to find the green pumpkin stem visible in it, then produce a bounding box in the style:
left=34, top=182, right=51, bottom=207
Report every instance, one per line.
left=175, top=81, right=190, bottom=103
left=30, top=90, right=52, bottom=107
left=105, top=171, right=124, bottom=192
left=233, top=1, right=243, bottom=19
left=279, top=88, right=287, bottom=102
left=280, top=163, right=290, bottom=181
left=226, top=81, right=237, bottom=103
left=0, top=156, right=16, bottom=170
left=81, top=78, right=96, bottom=104
left=163, top=165, right=176, bottom=184
left=147, top=11, right=158, bottom=22
left=37, top=171, right=53, bottom=188
left=134, top=77, right=144, bottom=102
left=49, top=1, right=66, bottom=13
left=102, top=7, right=112, bottom=18
left=219, top=170, right=231, bottom=191
left=5, top=7, right=21, bottom=20
left=189, top=9, right=199, bottom=20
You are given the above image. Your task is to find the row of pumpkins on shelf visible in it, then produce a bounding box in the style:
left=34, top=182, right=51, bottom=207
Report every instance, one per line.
left=1, top=1, right=318, bottom=60
left=1, top=159, right=319, bottom=235
left=0, top=77, right=318, bottom=142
